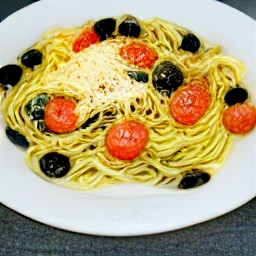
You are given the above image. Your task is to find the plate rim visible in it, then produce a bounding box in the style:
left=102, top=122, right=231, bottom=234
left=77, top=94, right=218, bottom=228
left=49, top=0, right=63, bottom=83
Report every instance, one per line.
left=0, top=0, right=255, bottom=236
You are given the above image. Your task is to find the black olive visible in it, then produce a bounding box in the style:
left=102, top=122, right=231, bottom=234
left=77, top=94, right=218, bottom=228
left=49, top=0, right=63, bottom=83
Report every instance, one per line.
left=0, top=64, right=23, bottom=87
left=194, top=171, right=211, bottom=186
left=180, top=33, right=201, bottom=53
left=178, top=171, right=210, bottom=189
left=94, top=18, right=116, bottom=41
left=118, top=15, right=141, bottom=38
left=152, top=61, right=184, bottom=95
left=224, top=87, right=248, bottom=106
left=21, top=49, right=43, bottom=69
left=35, top=121, right=47, bottom=132
left=127, top=71, right=149, bottom=83
left=39, top=152, right=70, bottom=178
left=81, top=113, right=100, bottom=129
left=26, top=94, right=49, bottom=121
left=6, top=126, right=29, bottom=150
left=31, top=108, right=45, bottom=120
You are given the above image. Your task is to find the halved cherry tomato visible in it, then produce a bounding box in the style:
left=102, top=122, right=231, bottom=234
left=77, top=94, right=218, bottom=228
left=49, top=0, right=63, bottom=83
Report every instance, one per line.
left=169, top=79, right=211, bottom=125
left=119, top=42, right=158, bottom=69
left=73, top=27, right=100, bottom=53
left=105, top=120, right=149, bottom=160
left=222, top=103, right=256, bottom=134
left=45, top=98, right=78, bottom=133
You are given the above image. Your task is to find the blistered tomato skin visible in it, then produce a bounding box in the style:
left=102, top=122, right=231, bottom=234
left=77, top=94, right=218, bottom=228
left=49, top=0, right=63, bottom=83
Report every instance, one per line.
left=39, top=152, right=70, bottom=178
left=120, top=42, right=158, bottom=69
left=21, top=49, right=43, bottom=69
left=73, top=27, right=100, bottom=53
left=105, top=120, right=149, bottom=160
left=0, top=64, right=23, bottom=87
left=169, top=79, right=211, bottom=125
left=222, top=103, right=256, bottom=134
left=44, top=98, right=78, bottom=134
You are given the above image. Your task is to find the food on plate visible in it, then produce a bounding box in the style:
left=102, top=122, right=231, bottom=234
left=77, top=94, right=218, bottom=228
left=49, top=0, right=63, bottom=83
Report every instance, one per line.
left=1, top=14, right=255, bottom=190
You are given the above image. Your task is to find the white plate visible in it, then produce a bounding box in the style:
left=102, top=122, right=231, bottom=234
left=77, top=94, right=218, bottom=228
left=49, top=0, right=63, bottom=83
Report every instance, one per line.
left=0, top=0, right=255, bottom=236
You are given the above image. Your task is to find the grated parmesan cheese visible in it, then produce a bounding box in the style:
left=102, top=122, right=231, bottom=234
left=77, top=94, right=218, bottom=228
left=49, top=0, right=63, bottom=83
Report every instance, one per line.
left=43, top=40, right=148, bottom=107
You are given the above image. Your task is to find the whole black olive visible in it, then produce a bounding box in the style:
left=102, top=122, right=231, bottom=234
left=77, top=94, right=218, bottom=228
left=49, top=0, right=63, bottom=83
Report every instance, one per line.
left=127, top=71, right=149, bottom=83
left=21, top=49, right=43, bottom=69
left=224, top=87, right=248, bottom=106
left=178, top=171, right=210, bottom=189
left=118, top=15, right=141, bottom=38
left=81, top=113, right=100, bottom=129
left=6, top=126, right=29, bottom=149
left=180, top=33, right=201, bottom=53
left=0, top=64, right=23, bottom=87
left=94, top=18, right=116, bottom=41
left=39, top=152, right=70, bottom=178
left=152, top=61, right=184, bottom=95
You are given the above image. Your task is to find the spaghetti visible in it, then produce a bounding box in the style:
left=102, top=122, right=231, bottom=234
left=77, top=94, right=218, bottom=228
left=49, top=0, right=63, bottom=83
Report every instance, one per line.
left=1, top=15, right=255, bottom=190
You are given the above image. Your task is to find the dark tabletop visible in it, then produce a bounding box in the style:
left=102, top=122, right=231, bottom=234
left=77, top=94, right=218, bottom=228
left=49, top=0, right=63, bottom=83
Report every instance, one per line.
left=0, top=1, right=256, bottom=255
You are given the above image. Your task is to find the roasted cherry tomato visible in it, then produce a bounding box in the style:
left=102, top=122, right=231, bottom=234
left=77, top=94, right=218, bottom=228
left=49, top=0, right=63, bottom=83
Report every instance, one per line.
left=45, top=98, right=78, bottom=133
left=119, top=42, right=158, bottom=69
left=222, top=103, right=256, bottom=134
left=105, top=120, right=149, bottom=160
left=169, top=79, right=211, bottom=125
left=73, top=27, right=100, bottom=53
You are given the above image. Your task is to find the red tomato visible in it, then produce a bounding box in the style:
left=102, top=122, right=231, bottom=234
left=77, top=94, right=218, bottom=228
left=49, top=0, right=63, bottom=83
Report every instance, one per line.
left=169, top=79, right=211, bottom=125
left=119, top=42, right=158, bottom=69
left=105, top=120, right=149, bottom=160
left=73, top=27, right=99, bottom=53
left=45, top=98, right=78, bottom=133
left=222, top=103, right=256, bottom=134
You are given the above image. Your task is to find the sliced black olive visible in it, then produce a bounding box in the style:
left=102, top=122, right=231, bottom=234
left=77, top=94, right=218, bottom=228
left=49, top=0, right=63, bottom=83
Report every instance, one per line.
left=81, top=113, right=100, bottom=129
left=178, top=171, right=210, bottom=189
left=118, top=15, right=141, bottom=38
left=39, top=152, right=70, bottom=178
left=35, top=120, right=47, bottom=132
left=127, top=71, right=149, bottom=83
left=224, top=87, right=248, bottom=106
left=94, top=18, right=116, bottom=41
left=31, top=109, right=45, bottom=120
left=152, top=61, right=184, bottom=95
left=6, top=126, right=29, bottom=149
left=21, top=49, right=43, bottom=69
left=26, top=94, right=49, bottom=121
left=180, top=33, right=201, bottom=53
left=0, top=64, right=23, bottom=87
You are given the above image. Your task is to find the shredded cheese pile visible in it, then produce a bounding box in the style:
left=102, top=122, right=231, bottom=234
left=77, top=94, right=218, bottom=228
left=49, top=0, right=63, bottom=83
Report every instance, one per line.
left=43, top=40, right=148, bottom=106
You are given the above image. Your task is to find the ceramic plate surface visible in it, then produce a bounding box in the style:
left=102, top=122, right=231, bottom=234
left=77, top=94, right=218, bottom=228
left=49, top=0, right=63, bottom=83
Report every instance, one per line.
left=0, top=0, right=255, bottom=236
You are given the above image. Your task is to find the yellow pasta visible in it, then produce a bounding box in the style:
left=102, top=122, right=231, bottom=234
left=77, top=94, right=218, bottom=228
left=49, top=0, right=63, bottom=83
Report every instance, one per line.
left=0, top=15, right=252, bottom=190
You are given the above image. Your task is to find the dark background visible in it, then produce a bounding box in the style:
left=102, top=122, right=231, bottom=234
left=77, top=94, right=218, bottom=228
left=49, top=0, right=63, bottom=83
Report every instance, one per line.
left=1, top=1, right=255, bottom=255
